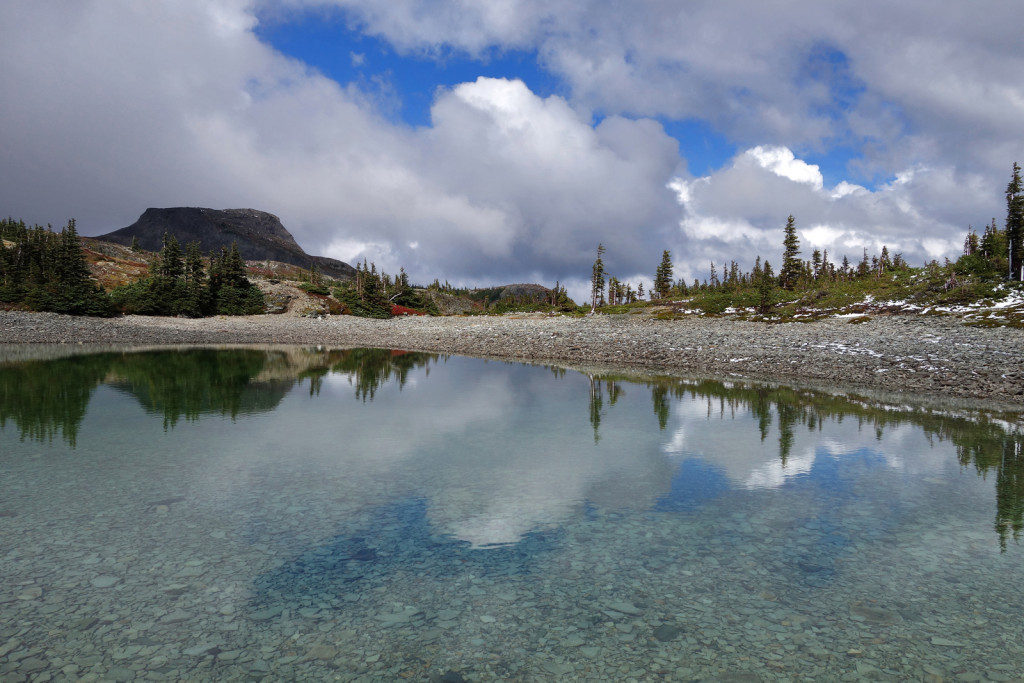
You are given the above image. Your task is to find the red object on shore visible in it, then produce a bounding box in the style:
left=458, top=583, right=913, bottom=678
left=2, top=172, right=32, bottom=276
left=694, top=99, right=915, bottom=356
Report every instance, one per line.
left=391, top=304, right=425, bottom=316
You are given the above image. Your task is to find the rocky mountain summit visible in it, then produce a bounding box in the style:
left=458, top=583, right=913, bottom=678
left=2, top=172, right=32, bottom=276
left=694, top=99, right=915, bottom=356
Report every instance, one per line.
left=97, top=207, right=355, bottom=280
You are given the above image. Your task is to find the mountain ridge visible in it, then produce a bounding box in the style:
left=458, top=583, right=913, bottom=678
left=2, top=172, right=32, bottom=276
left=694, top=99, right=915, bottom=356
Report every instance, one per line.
left=97, top=207, right=355, bottom=280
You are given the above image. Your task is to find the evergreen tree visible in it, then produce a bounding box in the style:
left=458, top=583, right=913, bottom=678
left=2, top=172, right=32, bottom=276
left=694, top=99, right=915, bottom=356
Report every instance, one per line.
left=981, top=218, right=1003, bottom=260
left=0, top=218, right=113, bottom=316
left=222, top=242, right=247, bottom=288
left=590, top=243, right=606, bottom=313
left=53, top=220, right=111, bottom=315
left=181, top=241, right=208, bottom=316
left=1006, top=162, right=1023, bottom=281
left=857, top=249, right=870, bottom=278
left=113, top=239, right=261, bottom=316
left=779, top=215, right=802, bottom=290
left=653, top=250, right=673, bottom=298
left=159, top=233, right=184, bottom=281
left=757, top=260, right=775, bottom=313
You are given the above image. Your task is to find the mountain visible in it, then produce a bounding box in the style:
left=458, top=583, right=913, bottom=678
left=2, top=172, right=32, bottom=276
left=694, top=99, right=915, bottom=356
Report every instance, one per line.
left=97, top=207, right=355, bottom=279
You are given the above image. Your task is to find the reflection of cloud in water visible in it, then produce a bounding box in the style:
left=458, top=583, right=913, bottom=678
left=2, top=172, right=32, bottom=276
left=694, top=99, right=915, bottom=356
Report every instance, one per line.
left=660, top=395, right=960, bottom=491
left=743, top=448, right=816, bottom=489
left=191, top=356, right=969, bottom=550
left=191, top=360, right=679, bottom=548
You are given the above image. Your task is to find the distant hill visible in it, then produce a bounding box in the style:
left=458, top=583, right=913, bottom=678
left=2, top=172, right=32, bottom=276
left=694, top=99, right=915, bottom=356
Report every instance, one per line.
left=97, top=207, right=355, bottom=280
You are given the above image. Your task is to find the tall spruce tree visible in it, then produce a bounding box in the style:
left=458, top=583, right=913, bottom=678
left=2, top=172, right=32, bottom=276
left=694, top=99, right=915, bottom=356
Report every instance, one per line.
left=1006, top=162, right=1023, bottom=281
left=590, top=243, right=606, bottom=313
left=654, top=250, right=673, bottom=298
left=181, top=241, right=207, bottom=316
left=779, top=215, right=802, bottom=290
left=158, top=233, right=184, bottom=282
left=757, top=260, right=775, bottom=313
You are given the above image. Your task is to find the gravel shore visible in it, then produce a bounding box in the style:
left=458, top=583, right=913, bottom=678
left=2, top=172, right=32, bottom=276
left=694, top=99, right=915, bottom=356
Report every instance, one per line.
left=1, top=310, right=1022, bottom=409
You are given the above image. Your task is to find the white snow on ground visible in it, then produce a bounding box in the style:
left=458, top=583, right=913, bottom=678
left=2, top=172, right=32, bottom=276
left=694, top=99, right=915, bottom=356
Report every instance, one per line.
left=991, top=287, right=1024, bottom=309
left=826, top=285, right=1024, bottom=319
left=807, top=341, right=886, bottom=358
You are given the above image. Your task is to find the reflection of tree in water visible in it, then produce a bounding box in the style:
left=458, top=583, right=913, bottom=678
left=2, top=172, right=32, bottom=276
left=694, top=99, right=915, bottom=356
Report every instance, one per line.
left=0, top=353, right=114, bottom=447
left=1, top=347, right=440, bottom=446
left=325, top=348, right=439, bottom=402
left=109, top=349, right=277, bottom=428
left=588, top=376, right=623, bottom=443
left=950, top=421, right=1024, bottom=551
left=652, top=385, right=670, bottom=431
left=590, top=372, right=1024, bottom=550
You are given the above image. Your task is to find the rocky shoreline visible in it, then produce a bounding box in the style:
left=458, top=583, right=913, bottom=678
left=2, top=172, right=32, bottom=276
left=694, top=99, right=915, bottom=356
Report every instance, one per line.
left=1, top=310, right=1022, bottom=410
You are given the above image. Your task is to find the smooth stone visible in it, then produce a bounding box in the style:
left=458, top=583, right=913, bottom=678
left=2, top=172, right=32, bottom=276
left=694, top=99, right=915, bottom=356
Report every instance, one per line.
left=183, top=643, right=219, bottom=657
left=931, top=637, right=966, bottom=647
left=420, top=628, right=444, bottom=643
left=249, top=607, right=282, bottom=622
left=305, top=644, right=337, bottom=661
left=105, top=666, right=135, bottom=681
left=542, top=661, right=574, bottom=676
left=90, top=576, right=119, bottom=588
left=652, top=624, right=683, bottom=642
left=605, top=601, right=643, bottom=616
left=0, top=640, right=21, bottom=658
left=16, top=587, right=42, bottom=600
left=159, top=611, right=190, bottom=624
left=18, top=658, right=48, bottom=673
left=850, top=605, right=902, bottom=624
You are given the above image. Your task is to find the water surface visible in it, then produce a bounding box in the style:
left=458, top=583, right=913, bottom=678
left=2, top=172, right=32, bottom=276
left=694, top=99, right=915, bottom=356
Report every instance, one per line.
left=1, top=347, right=1023, bottom=681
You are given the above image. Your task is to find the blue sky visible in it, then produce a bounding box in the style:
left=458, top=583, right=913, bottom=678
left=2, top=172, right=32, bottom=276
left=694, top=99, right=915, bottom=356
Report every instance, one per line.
left=254, top=6, right=749, bottom=181
left=256, top=9, right=561, bottom=125
left=1, top=0, right=1021, bottom=295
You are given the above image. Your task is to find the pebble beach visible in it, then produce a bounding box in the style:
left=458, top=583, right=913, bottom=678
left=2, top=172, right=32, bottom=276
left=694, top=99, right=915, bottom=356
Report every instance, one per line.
left=1, top=310, right=1021, bottom=409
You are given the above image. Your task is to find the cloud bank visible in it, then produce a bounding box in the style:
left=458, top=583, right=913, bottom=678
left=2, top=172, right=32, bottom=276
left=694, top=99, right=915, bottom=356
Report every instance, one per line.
left=1, top=0, right=1020, bottom=297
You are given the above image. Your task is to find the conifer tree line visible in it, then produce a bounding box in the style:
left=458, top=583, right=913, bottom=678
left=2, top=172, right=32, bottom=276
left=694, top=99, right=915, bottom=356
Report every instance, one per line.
left=111, top=233, right=265, bottom=316
left=589, top=162, right=1024, bottom=309
left=0, top=218, right=114, bottom=315
left=1, top=219, right=263, bottom=316
left=333, top=259, right=442, bottom=317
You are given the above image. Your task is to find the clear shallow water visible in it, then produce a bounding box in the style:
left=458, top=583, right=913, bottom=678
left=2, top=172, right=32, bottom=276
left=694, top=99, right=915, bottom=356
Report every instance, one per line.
left=1, top=347, right=1023, bottom=681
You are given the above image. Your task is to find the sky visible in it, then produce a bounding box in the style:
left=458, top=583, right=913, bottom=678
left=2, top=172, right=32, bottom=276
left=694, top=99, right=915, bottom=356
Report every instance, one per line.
left=2, top=1, right=1022, bottom=301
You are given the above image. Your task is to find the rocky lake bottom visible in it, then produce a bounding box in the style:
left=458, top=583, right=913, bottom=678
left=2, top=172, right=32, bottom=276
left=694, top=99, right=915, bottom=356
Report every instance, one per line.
left=2, top=346, right=1023, bottom=681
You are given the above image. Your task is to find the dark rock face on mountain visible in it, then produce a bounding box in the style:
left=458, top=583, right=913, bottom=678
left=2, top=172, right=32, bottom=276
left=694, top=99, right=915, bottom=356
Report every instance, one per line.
left=98, top=208, right=355, bottom=279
